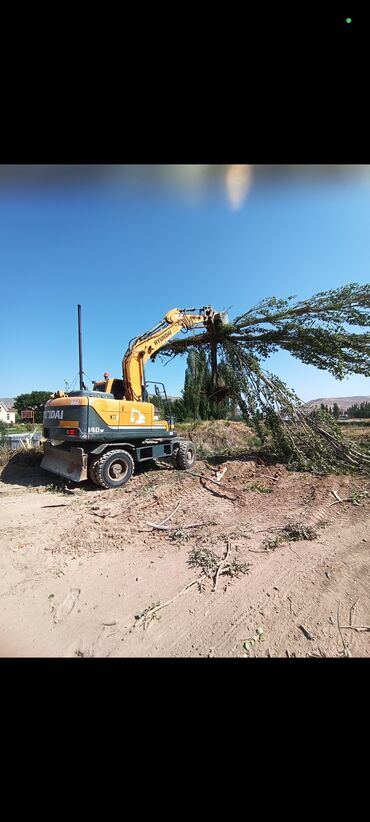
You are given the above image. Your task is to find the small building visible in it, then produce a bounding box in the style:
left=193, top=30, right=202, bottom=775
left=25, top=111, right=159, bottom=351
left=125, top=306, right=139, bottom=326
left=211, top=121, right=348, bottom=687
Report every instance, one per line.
left=0, top=399, right=15, bottom=425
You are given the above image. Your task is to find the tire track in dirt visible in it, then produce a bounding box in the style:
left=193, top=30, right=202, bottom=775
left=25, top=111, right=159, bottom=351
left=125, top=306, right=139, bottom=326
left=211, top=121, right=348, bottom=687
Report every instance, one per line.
left=129, top=504, right=370, bottom=658
left=2, top=454, right=369, bottom=658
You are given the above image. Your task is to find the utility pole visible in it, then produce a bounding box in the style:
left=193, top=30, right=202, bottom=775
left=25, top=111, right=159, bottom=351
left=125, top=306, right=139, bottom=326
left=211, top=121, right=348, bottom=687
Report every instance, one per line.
left=77, top=304, right=86, bottom=390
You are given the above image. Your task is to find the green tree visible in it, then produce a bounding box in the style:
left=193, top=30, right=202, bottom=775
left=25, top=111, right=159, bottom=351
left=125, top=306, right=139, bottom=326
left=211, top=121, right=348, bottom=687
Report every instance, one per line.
left=347, top=401, right=370, bottom=418
left=149, top=395, right=189, bottom=423
left=14, top=391, right=52, bottom=423
left=203, top=361, right=236, bottom=420
left=171, top=398, right=188, bottom=422
left=153, top=283, right=370, bottom=473
left=182, top=350, right=209, bottom=421
left=333, top=402, right=340, bottom=419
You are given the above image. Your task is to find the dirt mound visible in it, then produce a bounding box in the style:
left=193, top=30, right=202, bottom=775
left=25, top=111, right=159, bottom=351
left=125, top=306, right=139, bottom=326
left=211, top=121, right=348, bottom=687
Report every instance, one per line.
left=176, top=420, right=257, bottom=456
left=0, top=446, right=43, bottom=468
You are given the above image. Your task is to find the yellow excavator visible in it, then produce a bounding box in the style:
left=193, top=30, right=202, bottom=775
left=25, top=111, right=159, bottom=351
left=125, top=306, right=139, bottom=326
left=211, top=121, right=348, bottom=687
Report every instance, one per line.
left=41, top=305, right=221, bottom=488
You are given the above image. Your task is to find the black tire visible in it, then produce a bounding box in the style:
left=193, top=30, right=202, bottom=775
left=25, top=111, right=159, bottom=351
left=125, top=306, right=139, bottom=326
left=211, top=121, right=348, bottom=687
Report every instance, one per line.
left=95, top=449, right=134, bottom=489
left=176, top=441, right=196, bottom=470
left=88, top=458, right=103, bottom=486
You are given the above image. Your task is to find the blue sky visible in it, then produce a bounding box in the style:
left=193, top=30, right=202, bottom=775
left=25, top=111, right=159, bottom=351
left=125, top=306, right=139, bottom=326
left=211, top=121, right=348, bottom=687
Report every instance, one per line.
left=1, top=175, right=370, bottom=402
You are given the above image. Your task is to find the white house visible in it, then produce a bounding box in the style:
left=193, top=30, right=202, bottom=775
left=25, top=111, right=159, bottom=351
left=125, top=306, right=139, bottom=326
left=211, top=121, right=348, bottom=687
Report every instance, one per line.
left=0, top=400, right=16, bottom=425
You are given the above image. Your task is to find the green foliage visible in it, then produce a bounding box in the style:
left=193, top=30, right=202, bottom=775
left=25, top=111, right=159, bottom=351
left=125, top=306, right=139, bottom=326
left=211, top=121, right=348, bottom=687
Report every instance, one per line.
left=149, top=394, right=189, bottom=422
left=169, top=528, right=192, bottom=543
left=134, top=602, right=160, bottom=622
left=188, top=547, right=219, bottom=577
left=171, top=398, right=188, bottom=421
left=14, top=391, right=52, bottom=423
left=0, top=420, right=7, bottom=445
left=182, top=350, right=208, bottom=421
left=45, top=480, right=69, bottom=494
left=224, top=559, right=250, bottom=579
left=158, top=283, right=370, bottom=379
left=248, top=482, right=272, bottom=494
left=262, top=519, right=321, bottom=552
left=282, top=520, right=319, bottom=541
left=153, top=284, right=370, bottom=473
left=346, top=401, right=370, bottom=419
left=188, top=546, right=250, bottom=580
left=181, top=351, right=237, bottom=422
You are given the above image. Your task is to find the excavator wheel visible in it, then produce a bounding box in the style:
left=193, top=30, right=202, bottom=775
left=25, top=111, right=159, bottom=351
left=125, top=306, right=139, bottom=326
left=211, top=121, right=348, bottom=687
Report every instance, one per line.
left=95, top=449, right=135, bottom=489
left=88, top=458, right=103, bottom=486
left=176, top=441, right=196, bottom=470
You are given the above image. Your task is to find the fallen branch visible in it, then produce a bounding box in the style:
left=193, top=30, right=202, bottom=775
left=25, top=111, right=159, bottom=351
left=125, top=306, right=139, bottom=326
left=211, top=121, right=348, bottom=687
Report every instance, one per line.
left=329, top=490, right=361, bottom=507
left=212, top=541, right=232, bottom=593
left=337, top=601, right=351, bottom=656
left=186, top=471, right=245, bottom=497
left=213, top=466, right=228, bottom=483
left=145, top=521, right=210, bottom=531
left=349, top=597, right=359, bottom=627
left=307, top=648, right=327, bottom=658
left=253, top=526, right=286, bottom=534
left=88, top=511, right=119, bottom=519
left=331, top=490, right=343, bottom=503
left=141, top=578, right=202, bottom=629
left=158, top=501, right=180, bottom=526
left=143, top=501, right=208, bottom=532
left=340, top=626, right=370, bottom=632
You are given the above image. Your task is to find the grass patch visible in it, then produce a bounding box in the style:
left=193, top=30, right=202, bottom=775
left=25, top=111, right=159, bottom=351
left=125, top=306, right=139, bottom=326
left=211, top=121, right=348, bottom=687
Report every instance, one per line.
left=262, top=533, right=285, bottom=552
left=169, top=528, right=192, bottom=543
left=248, top=482, right=272, bottom=494
left=45, top=480, right=70, bottom=494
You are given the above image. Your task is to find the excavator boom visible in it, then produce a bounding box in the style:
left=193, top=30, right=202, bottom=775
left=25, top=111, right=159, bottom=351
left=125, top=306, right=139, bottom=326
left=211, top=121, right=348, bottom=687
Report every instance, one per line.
left=122, top=306, right=219, bottom=402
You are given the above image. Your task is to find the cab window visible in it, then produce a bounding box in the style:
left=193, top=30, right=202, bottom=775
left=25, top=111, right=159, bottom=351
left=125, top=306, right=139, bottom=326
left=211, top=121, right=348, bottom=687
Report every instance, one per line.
left=111, top=380, right=125, bottom=400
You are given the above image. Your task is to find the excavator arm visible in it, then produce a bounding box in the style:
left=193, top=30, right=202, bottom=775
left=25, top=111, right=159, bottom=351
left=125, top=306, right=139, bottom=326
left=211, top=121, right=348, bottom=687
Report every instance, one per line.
left=122, top=306, right=219, bottom=402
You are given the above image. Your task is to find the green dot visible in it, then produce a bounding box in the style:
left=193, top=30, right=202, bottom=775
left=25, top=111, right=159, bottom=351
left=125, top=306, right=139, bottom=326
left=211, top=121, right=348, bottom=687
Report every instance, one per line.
left=346, top=18, right=352, bottom=24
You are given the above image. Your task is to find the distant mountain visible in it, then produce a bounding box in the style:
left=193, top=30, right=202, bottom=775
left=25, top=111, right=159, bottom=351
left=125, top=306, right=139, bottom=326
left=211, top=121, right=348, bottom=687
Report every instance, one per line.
left=305, top=395, right=370, bottom=411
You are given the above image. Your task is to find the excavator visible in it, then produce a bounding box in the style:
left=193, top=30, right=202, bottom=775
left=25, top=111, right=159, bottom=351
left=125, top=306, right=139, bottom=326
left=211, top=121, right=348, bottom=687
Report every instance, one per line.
left=41, top=306, right=221, bottom=489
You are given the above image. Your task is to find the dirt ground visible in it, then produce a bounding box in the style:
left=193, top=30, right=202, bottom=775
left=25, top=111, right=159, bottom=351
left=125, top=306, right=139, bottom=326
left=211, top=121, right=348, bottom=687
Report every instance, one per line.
left=0, top=435, right=369, bottom=658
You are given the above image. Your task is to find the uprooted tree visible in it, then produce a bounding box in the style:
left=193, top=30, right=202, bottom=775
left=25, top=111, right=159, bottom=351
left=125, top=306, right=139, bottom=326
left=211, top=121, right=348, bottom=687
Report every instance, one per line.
left=154, top=283, right=370, bottom=475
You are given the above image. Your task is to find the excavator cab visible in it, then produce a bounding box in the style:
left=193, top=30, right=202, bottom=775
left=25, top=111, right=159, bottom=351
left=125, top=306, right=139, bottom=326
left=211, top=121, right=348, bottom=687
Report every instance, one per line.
left=92, top=378, right=126, bottom=400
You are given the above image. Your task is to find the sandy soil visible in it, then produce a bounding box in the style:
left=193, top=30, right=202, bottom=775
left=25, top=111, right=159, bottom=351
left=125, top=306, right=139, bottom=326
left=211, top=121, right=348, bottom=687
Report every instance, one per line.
left=0, top=448, right=369, bottom=658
